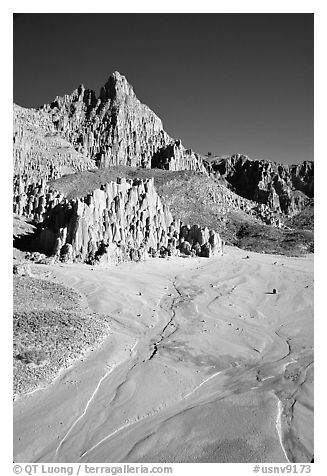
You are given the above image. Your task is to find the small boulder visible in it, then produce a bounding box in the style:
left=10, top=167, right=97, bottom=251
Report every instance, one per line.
left=13, top=263, right=31, bottom=276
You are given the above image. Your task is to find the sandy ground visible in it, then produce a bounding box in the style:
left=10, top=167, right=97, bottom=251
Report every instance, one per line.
left=13, top=246, right=313, bottom=463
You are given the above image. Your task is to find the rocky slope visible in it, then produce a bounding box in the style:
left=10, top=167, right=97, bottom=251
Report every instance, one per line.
left=33, top=176, right=222, bottom=265
left=205, top=154, right=313, bottom=218
left=48, top=167, right=281, bottom=226
left=41, top=168, right=312, bottom=256
left=14, top=73, right=313, bottom=225
left=13, top=71, right=313, bottom=260
left=284, top=199, right=314, bottom=231
left=13, top=105, right=95, bottom=219
left=39, top=71, right=204, bottom=173
left=40, top=73, right=170, bottom=168
left=13, top=72, right=207, bottom=222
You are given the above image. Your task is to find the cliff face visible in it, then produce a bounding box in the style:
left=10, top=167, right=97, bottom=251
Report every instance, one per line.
left=14, top=72, right=207, bottom=221
left=13, top=70, right=313, bottom=261
left=206, top=154, right=313, bottom=217
left=37, top=177, right=222, bottom=264
left=40, top=72, right=209, bottom=172
left=40, top=72, right=173, bottom=168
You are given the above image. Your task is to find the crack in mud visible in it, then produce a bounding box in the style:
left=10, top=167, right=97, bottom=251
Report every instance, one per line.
left=148, top=278, right=182, bottom=360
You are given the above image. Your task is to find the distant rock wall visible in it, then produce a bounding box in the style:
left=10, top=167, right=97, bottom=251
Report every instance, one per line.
left=37, top=177, right=222, bottom=264
left=207, top=154, right=313, bottom=217
left=202, top=182, right=284, bottom=227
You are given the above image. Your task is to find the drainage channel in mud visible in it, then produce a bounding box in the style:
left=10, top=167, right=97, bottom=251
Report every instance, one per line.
left=148, top=278, right=183, bottom=360
left=55, top=278, right=186, bottom=461
left=15, top=253, right=313, bottom=464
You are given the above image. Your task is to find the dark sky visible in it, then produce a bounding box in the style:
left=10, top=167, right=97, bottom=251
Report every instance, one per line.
left=13, top=13, right=313, bottom=164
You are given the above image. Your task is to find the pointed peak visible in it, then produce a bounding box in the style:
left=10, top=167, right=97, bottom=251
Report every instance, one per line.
left=111, top=70, right=124, bottom=79
left=100, top=71, right=135, bottom=101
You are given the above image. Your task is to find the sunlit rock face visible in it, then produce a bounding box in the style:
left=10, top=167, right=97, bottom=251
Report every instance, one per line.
left=14, top=72, right=207, bottom=221
left=36, top=177, right=222, bottom=265
left=13, top=71, right=313, bottom=241
left=41, top=72, right=172, bottom=168
left=13, top=104, right=95, bottom=220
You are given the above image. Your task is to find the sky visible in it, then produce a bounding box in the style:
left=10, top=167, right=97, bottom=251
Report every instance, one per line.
left=13, top=13, right=313, bottom=164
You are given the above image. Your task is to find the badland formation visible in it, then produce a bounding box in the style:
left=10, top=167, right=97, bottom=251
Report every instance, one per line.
left=13, top=72, right=314, bottom=464
left=14, top=71, right=313, bottom=264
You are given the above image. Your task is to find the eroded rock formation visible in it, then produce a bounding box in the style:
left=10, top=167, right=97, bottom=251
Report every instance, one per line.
left=205, top=154, right=313, bottom=217
left=37, top=177, right=222, bottom=264
left=13, top=70, right=313, bottom=263
left=14, top=72, right=207, bottom=221
left=151, top=140, right=207, bottom=174
left=13, top=105, right=95, bottom=219
left=40, top=72, right=207, bottom=173
left=41, top=73, right=172, bottom=168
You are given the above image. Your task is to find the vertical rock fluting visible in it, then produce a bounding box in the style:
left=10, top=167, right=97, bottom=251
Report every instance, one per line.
left=207, top=154, right=313, bottom=217
left=13, top=105, right=96, bottom=220
left=41, top=72, right=172, bottom=168
left=13, top=72, right=208, bottom=221
left=14, top=72, right=313, bottom=232
left=40, top=72, right=207, bottom=171
left=37, top=177, right=222, bottom=264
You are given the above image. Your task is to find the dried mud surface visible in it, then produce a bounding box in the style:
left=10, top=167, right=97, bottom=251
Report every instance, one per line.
left=13, top=247, right=313, bottom=463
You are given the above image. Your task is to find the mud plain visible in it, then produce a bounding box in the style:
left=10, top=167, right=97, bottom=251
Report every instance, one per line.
left=13, top=246, right=313, bottom=463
